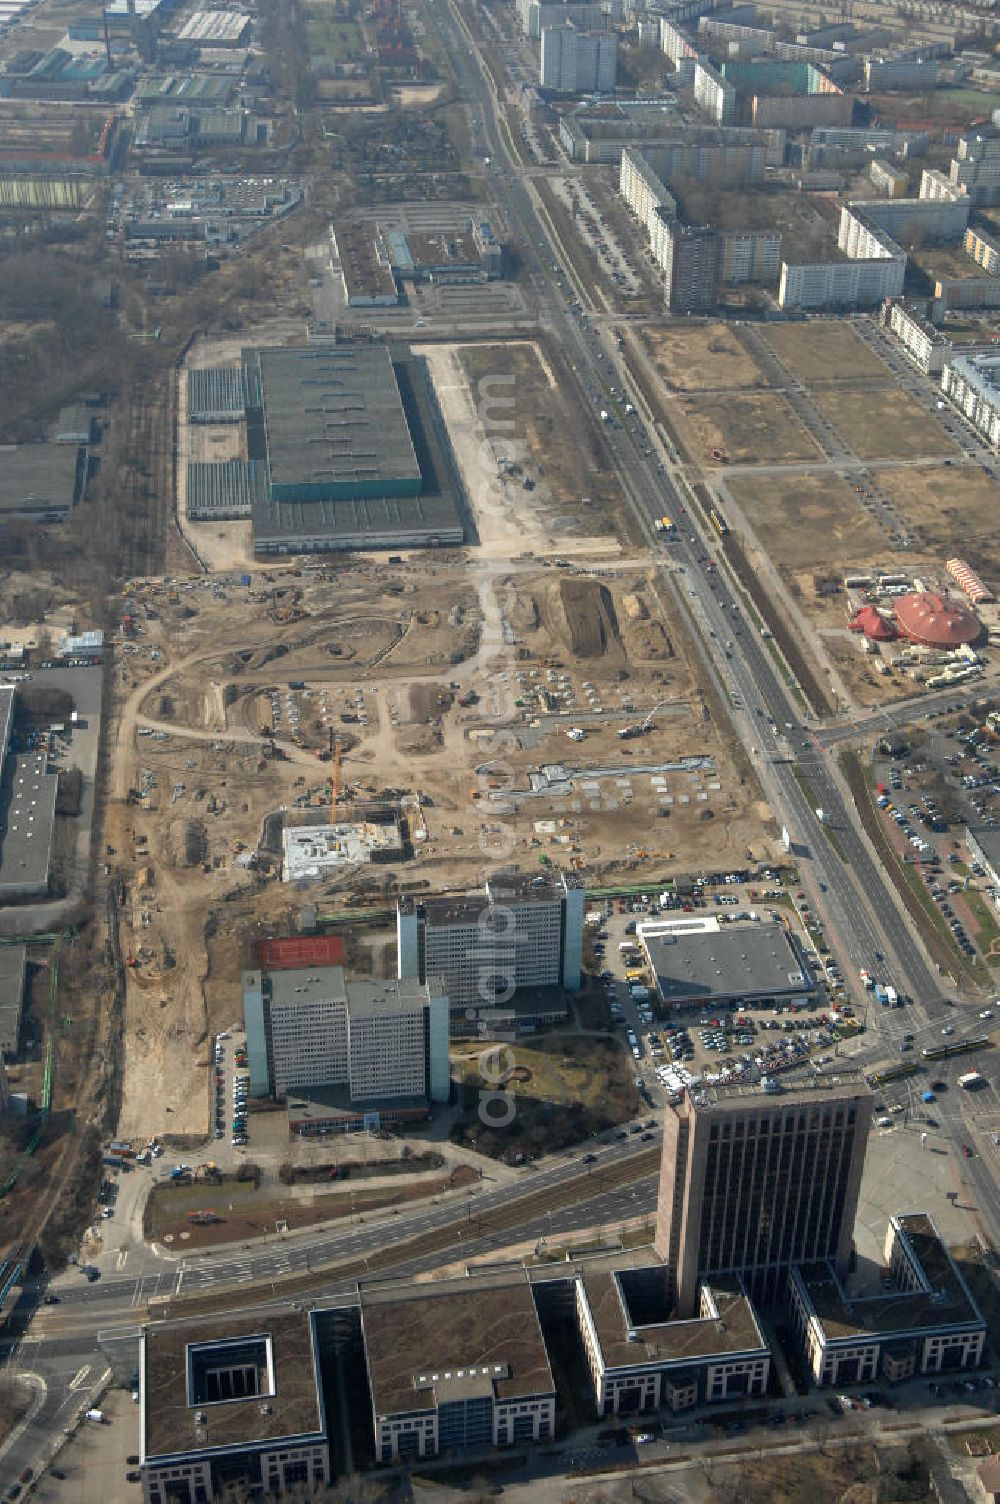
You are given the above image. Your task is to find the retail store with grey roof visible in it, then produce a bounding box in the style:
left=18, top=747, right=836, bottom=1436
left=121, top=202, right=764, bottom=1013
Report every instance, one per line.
left=638, top=917, right=814, bottom=1008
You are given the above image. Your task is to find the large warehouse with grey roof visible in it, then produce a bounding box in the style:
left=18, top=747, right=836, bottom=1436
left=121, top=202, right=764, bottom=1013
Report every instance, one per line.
left=184, top=341, right=465, bottom=554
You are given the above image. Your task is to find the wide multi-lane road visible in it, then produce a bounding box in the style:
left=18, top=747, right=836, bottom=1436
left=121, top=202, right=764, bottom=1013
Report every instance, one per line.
left=426, top=0, right=999, bottom=1238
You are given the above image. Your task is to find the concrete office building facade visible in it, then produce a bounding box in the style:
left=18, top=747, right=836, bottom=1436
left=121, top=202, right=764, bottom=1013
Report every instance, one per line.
left=397, top=872, right=585, bottom=1009
left=654, top=1074, right=872, bottom=1312
left=790, top=1213, right=987, bottom=1386
left=242, top=965, right=450, bottom=1104
left=574, top=1264, right=770, bottom=1415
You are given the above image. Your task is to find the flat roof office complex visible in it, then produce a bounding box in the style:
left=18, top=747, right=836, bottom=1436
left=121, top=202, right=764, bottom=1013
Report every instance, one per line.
left=242, top=965, right=450, bottom=1106
left=654, top=1073, right=872, bottom=1311
left=362, top=1277, right=556, bottom=1461
left=790, top=1213, right=987, bottom=1386
left=141, top=1312, right=329, bottom=1504
left=396, top=871, right=585, bottom=1012
left=574, top=1263, right=770, bottom=1415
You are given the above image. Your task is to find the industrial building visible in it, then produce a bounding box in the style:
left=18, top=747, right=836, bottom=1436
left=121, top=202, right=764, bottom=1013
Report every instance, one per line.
left=332, top=217, right=503, bottom=308
left=0, top=942, right=26, bottom=1058
left=940, top=349, right=1000, bottom=449
left=184, top=343, right=466, bottom=554
left=140, top=1311, right=330, bottom=1504
left=0, top=687, right=57, bottom=903
left=242, top=963, right=450, bottom=1106
left=637, top=916, right=815, bottom=1011
left=175, top=9, right=251, bottom=46
left=0, top=442, right=85, bottom=526
left=539, top=24, right=617, bottom=93
left=654, top=1072, right=872, bottom=1311
left=790, top=1214, right=987, bottom=1386
left=396, top=871, right=585, bottom=1012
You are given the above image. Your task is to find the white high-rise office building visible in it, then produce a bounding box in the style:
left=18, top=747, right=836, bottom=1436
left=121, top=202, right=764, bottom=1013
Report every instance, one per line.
left=540, top=24, right=617, bottom=93
left=243, top=966, right=450, bottom=1104
left=397, top=872, right=585, bottom=1010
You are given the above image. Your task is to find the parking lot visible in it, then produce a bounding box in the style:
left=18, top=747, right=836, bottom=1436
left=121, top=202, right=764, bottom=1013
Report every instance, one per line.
left=588, top=878, right=855, bottom=1105
left=873, top=710, right=1000, bottom=962
left=213, top=1028, right=250, bottom=1157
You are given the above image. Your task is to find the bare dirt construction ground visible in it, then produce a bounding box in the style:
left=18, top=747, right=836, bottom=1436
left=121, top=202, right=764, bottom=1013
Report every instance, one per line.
left=879, top=463, right=1000, bottom=575
left=726, top=472, right=887, bottom=573
left=110, top=551, right=773, bottom=1143
left=765, top=319, right=888, bottom=384
left=638, top=322, right=772, bottom=391
left=811, top=385, right=961, bottom=460
left=432, top=339, right=625, bottom=552
left=673, top=391, right=822, bottom=465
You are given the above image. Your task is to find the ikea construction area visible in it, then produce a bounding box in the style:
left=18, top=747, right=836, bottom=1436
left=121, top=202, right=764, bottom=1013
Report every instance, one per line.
left=184, top=342, right=466, bottom=556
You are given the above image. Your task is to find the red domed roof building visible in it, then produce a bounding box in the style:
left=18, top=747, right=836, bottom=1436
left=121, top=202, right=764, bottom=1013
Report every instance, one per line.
left=892, top=591, right=981, bottom=649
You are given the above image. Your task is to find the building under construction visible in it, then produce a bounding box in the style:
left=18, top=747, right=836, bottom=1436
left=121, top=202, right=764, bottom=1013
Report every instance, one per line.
left=281, top=818, right=404, bottom=881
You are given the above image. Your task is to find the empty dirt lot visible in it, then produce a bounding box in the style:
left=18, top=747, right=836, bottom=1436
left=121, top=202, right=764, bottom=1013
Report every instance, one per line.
left=673, top=390, right=822, bottom=465
left=638, top=323, right=772, bottom=391
left=878, top=463, right=1000, bottom=575
left=726, top=472, right=887, bottom=573
left=765, top=319, right=889, bottom=384
left=810, top=386, right=960, bottom=461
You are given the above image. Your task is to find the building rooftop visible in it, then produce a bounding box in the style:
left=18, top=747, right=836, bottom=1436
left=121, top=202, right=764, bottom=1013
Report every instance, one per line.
left=794, top=1212, right=985, bottom=1342
left=0, top=751, right=57, bottom=898
left=689, top=1067, right=870, bottom=1111
left=0, top=443, right=83, bottom=519
left=0, top=941, right=26, bottom=1056
left=253, top=964, right=443, bottom=1015
left=142, top=1310, right=325, bottom=1462
left=251, top=345, right=420, bottom=495
left=581, top=1266, right=767, bottom=1368
left=251, top=489, right=464, bottom=552
left=399, top=872, right=574, bottom=926
left=640, top=920, right=814, bottom=1006
left=333, top=222, right=398, bottom=303
left=361, top=1274, right=555, bottom=1417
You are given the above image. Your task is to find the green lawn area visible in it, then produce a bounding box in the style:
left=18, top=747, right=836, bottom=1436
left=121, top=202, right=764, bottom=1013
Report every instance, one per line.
left=966, top=891, right=1000, bottom=967
left=305, top=13, right=367, bottom=60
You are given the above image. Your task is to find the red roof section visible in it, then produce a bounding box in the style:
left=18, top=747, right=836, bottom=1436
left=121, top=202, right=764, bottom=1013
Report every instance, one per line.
left=852, top=605, right=896, bottom=641
left=893, top=590, right=981, bottom=648
left=253, top=934, right=345, bottom=969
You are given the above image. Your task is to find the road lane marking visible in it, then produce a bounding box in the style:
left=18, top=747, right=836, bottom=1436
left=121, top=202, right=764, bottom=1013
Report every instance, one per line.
left=69, top=1365, right=91, bottom=1391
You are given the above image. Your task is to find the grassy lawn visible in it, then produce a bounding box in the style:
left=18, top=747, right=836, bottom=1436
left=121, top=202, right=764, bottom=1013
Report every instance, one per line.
left=304, top=13, right=366, bottom=60
left=966, top=891, right=1000, bottom=967
left=451, top=1034, right=640, bottom=1160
